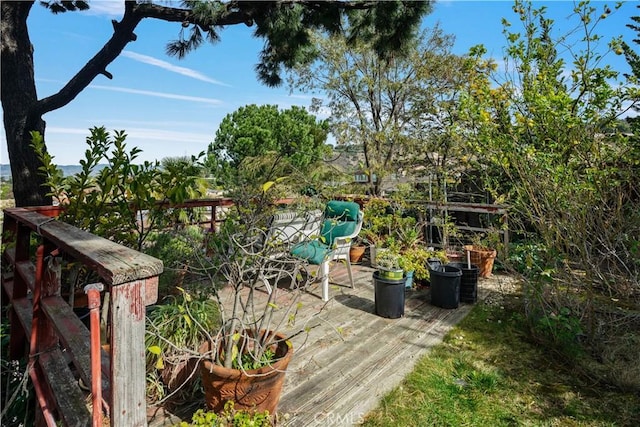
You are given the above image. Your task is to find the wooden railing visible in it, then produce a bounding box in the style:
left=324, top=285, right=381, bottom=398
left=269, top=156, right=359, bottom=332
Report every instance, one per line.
left=419, top=200, right=509, bottom=251
left=338, top=195, right=510, bottom=252
left=1, top=207, right=163, bottom=426
left=170, top=197, right=509, bottom=251
left=155, top=197, right=235, bottom=232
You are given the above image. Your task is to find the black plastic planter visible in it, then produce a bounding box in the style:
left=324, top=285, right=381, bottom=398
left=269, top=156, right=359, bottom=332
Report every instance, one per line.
left=429, top=265, right=462, bottom=309
left=373, top=271, right=406, bottom=318
left=447, top=262, right=479, bottom=303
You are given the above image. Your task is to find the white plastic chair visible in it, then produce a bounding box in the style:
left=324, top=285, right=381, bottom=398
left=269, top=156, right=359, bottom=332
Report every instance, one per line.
left=259, top=209, right=323, bottom=294
left=291, top=201, right=364, bottom=301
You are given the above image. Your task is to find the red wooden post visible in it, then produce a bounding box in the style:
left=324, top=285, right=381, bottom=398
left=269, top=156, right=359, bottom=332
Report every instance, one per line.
left=8, top=223, right=31, bottom=359
left=85, top=283, right=104, bottom=427
left=29, top=245, right=58, bottom=426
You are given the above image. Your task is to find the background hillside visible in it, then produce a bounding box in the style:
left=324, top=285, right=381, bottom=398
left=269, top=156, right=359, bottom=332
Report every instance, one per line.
left=0, top=164, right=109, bottom=180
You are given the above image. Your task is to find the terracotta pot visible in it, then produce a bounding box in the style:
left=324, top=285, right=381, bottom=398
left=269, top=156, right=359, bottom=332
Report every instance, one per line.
left=463, top=245, right=497, bottom=278
left=161, top=356, right=199, bottom=391
left=349, top=245, right=366, bottom=263
left=200, top=331, right=293, bottom=414
left=445, top=250, right=465, bottom=264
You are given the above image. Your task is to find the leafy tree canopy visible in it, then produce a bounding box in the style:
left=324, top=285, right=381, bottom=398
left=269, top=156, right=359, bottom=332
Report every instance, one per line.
left=207, top=104, right=329, bottom=187
left=290, top=23, right=469, bottom=195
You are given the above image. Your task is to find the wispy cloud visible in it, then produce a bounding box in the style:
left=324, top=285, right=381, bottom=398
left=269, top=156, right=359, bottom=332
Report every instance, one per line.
left=119, top=127, right=213, bottom=143
left=89, top=84, right=223, bottom=105
left=288, top=94, right=313, bottom=100
left=84, top=2, right=125, bottom=17
left=122, top=51, right=230, bottom=86
left=47, top=126, right=212, bottom=143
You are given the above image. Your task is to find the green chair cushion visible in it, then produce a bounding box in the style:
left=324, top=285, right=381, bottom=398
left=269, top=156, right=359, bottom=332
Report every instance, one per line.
left=321, top=219, right=356, bottom=247
left=320, top=200, right=360, bottom=246
left=325, top=200, right=359, bottom=221
left=290, top=240, right=332, bottom=265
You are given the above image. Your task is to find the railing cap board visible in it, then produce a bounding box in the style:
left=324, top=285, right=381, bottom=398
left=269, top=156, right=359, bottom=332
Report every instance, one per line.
left=4, top=208, right=163, bottom=286
left=155, top=197, right=235, bottom=209
left=420, top=201, right=509, bottom=215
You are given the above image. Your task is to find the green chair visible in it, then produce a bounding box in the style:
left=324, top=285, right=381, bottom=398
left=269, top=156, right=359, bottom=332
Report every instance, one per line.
left=290, top=200, right=363, bottom=301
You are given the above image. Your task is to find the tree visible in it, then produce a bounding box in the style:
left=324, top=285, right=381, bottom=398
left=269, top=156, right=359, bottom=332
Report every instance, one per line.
left=1, top=0, right=432, bottom=207
left=459, top=1, right=639, bottom=386
left=622, top=5, right=640, bottom=132
left=290, top=24, right=478, bottom=196
left=207, top=104, right=329, bottom=187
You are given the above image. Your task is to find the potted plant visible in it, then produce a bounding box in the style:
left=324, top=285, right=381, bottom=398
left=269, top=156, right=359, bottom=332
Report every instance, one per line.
left=144, top=220, right=302, bottom=414
left=375, top=249, right=405, bottom=280
left=196, top=195, right=313, bottom=415
left=145, top=287, right=220, bottom=399
left=372, top=248, right=407, bottom=318
left=349, top=237, right=367, bottom=264
left=464, top=230, right=499, bottom=278
left=145, top=174, right=324, bottom=417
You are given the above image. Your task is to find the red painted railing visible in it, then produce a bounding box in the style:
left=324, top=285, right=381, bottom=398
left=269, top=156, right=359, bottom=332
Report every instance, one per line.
left=1, top=207, right=163, bottom=426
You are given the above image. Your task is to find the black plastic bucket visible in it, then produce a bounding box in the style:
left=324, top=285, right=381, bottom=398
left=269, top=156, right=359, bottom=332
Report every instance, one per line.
left=429, top=265, right=462, bottom=309
left=373, top=271, right=406, bottom=318
left=427, top=258, right=443, bottom=271
left=447, top=262, right=479, bottom=303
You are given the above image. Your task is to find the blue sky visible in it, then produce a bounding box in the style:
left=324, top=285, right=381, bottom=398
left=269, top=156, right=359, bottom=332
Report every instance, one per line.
left=0, top=0, right=636, bottom=165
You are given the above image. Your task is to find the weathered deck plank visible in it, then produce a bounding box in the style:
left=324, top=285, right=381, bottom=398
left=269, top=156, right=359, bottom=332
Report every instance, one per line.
left=151, top=262, right=516, bottom=426
left=208, top=261, right=516, bottom=427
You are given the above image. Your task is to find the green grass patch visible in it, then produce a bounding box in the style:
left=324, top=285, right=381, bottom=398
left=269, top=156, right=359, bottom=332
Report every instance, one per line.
left=363, top=293, right=640, bottom=426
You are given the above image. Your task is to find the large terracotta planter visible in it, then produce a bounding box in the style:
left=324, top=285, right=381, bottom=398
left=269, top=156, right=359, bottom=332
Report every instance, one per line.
left=161, top=356, right=199, bottom=391
left=463, top=245, right=497, bottom=278
left=200, top=332, right=293, bottom=414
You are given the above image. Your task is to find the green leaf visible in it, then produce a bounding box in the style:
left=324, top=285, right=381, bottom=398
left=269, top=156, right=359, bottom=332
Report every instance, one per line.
left=183, top=314, right=192, bottom=327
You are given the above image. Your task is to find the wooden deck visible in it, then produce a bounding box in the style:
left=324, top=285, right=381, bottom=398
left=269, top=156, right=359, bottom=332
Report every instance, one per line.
left=149, top=261, right=517, bottom=427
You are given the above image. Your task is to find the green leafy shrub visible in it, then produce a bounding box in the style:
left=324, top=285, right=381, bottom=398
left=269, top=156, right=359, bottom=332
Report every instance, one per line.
left=532, top=307, right=584, bottom=358
left=361, top=198, right=421, bottom=252
left=31, top=127, right=205, bottom=251
left=176, top=401, right=272, bottom=426
left=401, top=247, right=447, bottom=282
left=507, top=240, right=553, bottom=277
left=146, top=288, right=220, bottom=401
left=143, top=226, right=207, bottom=297
left=0, top=179, right=13, bottom=200
left=0, top=311, right=34, bottom=426
left=458, top=1, right=639, bottom=387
